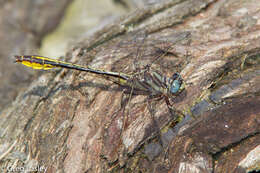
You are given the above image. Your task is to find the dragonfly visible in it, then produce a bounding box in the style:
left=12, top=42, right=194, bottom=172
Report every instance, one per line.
left=14, top=55, right=184, bottom=100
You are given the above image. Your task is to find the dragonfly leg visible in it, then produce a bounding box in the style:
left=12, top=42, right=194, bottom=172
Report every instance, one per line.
left=163, top=96, right=186, bottom=160
left=164, top=96, right=185, bottom=122
left=120, top=85, right=134, bottom=135
left=107, top=88, right=129, bottom=130
left=146, top=95, right=164, bottom=147
left=106, top=85, right=134, bottom=142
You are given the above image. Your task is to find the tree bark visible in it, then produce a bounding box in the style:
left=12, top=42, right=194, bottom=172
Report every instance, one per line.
left=0, top=0, right=259, bottom=173
left=0, top=0, right=73, bottom=111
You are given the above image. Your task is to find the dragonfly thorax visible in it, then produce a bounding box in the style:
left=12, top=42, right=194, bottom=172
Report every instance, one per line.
left=129, top=70, right=183, bottom=96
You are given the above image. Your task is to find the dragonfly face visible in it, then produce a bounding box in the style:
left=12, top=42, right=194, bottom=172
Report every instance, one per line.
left=169, top=73, right=183, bottom=94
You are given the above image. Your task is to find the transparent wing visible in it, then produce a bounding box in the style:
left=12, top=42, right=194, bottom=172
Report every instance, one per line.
left=114, top=30, right=191, bottom=75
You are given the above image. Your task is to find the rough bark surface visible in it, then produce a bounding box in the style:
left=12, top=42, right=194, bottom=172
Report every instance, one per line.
left=0, top=0, right=259, bottom=173
left=0, top=0, right=73, bottom=111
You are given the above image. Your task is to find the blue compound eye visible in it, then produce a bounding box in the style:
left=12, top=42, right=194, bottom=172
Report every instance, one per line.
left=170, top=72, right=183, bottom=94
left=170, top=79, right=181, bottom=93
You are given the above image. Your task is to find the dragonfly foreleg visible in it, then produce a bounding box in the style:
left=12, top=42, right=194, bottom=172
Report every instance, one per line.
left=164, top=96, right=185, bottom=122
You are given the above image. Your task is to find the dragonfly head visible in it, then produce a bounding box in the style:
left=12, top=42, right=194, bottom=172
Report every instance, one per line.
left=169, top=72, right=184, bottom=94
